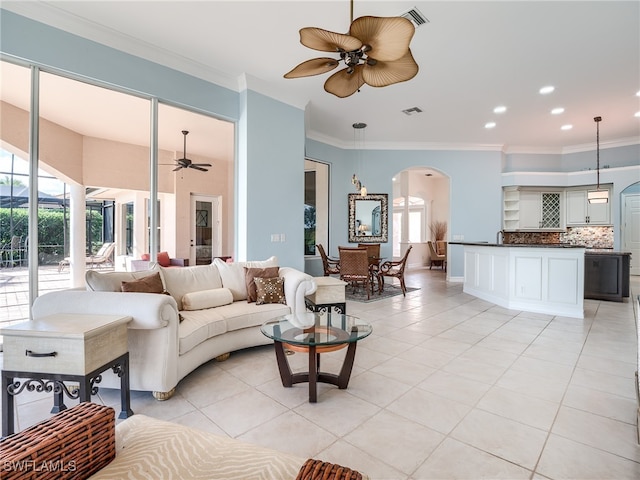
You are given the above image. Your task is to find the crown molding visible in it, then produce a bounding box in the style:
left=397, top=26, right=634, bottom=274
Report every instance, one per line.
left=1, top=2, right=241, bottom=91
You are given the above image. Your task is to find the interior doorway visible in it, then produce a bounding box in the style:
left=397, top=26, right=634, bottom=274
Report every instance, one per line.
left=191, top=194, right=221, bottom=265
left=392, top=168, right=450, bottom=270
left=622, top=191, right=640, bottom=275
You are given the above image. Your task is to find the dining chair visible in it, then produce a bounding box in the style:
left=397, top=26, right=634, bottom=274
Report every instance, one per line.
left=377, top=245, right=413, bottom=296
left=428, top=241, right=446, bottom=271
left=316, top=244, right=340, bottom=276
left=339, top=248, right=371, bottom=300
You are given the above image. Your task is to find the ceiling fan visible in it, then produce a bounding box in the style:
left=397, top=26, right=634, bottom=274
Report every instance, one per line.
left=284, top=0, right=419, bottom=98
left=169, top=130, right=211, bottom=172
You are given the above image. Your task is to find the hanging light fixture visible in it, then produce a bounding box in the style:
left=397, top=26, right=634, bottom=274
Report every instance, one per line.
left=351, top=122, right=368, bottom=196
left=587, top=116, right=609, bottom=204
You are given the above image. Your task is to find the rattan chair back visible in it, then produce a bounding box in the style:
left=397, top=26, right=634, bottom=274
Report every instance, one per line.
left=377, top=245, right=413, bottom=296
left=339, top=248, right=371, bottom=299
left=316, top=244, right=340, bottom=276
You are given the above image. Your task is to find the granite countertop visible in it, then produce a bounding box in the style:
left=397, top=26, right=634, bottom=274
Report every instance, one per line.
left=448, top=242, right=585, bottom=248
left=449, top=242, right=630, bottom=254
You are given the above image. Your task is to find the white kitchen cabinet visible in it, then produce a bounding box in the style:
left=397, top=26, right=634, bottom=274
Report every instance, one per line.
left=565, top=188, right=611, bottom=226
left=519, top=191, right=562, bottom=230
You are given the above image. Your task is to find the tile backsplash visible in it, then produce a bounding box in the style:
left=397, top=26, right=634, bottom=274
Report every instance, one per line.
left=504, top=226, right=613, bottom=248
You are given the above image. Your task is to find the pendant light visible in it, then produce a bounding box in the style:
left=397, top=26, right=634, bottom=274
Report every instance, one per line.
left=587, top=116, right=609, bottom=204
left=351, top=122, right=367, bottom=196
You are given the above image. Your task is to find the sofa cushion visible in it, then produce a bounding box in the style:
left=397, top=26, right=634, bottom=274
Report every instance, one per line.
left=255, top=277, right=286, bottom=305
left=121, top=272, right=165, bottom=293
left=160, top=264, right=222, bottom=310
left=244, top=266, right=279, bottom=303
left=182, top=288, right=233, bottom=311
left=178, top=309, right=227, bottom=355
left=213, top=256, right=278, bottom=301
left=86, top=269, right=158, bottom=292
left=214, top=300, right=290, bottom=332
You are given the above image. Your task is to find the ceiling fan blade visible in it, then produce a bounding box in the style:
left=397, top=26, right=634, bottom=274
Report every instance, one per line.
left=362, top=49, right=419, bottom=87
left=349, top=16, right=415, bottom=62
left=172, top=166, right=183, bottom=172
left=299, top=27, right=362, bottom=52
left=324, top=65, right=365, bottom=98
left=284, top=58, right=339, bottom=78
left=191, top=163, right=212, bottom=167
left=190, top=165, right=209, bottom=172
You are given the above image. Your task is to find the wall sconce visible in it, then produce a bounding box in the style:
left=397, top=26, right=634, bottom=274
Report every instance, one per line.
left=587, top=116, right=609, bottom=204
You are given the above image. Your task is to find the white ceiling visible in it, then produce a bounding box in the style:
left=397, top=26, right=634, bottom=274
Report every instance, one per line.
left=2, top=1, right=639, bottom=153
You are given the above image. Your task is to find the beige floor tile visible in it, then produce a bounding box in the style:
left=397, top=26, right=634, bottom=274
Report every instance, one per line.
left=346, top=370, right=412, bottom=407
left=370, top=356, right=436, bottom=386
left=442, top=356, right=508, bottom=385
left=318, top=440, right=407, bottom=480
left=237, top=410, right=337, bottom=458
left=551, top=405, right=640, bottom=462
left=387, top=387, right=472, bottom=434
left=562, top=383, right=638, bottom=425
left=200, top=388, right=288, bottom=437
left=536, top=434, right=640, bottom=480
left=418, top=370, right=492, bottom=406
left=476, top=386, right=559, bottom=431
left=450, top=409, right=548, bottom=470
left=413, top=438, right=533, bottom=480
left=570, top=367, right=637, bottom=400
left=344, top=410, right=445, bottom=475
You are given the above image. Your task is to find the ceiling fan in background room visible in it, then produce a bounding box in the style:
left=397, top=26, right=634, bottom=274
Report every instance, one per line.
left=164, top=130, right=211, bottom=173
left=284, top=0, right=421, bottom=98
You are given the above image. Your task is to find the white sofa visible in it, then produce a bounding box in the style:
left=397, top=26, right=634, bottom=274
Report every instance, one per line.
left=31, top=257, right=316, bottom=400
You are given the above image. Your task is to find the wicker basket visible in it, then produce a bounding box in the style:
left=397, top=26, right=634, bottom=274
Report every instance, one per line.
left=296, top=458, right=363, bottom=480
left=0, top=402, right=115, bottom=480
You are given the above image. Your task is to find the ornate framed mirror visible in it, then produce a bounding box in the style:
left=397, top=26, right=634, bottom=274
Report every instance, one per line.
left=348, top=193, right=388, bottom=243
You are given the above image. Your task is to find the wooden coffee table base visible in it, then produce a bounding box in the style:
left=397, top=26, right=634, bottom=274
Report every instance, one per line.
left=273, top=340, right=358, bottom=403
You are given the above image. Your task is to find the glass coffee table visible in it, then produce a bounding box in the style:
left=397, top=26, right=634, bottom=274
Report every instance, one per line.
left=261, top=312, right=372, bottom=402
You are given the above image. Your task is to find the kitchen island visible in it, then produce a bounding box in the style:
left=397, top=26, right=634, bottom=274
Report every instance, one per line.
left=450, top=242, right=585, bottom=318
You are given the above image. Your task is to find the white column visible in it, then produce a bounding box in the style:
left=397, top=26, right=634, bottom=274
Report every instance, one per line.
left=69, top=184, right=86, bottom=288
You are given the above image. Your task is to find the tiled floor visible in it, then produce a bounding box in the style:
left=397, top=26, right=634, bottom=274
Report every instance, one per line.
left=2, top=269, right=639, bottom=479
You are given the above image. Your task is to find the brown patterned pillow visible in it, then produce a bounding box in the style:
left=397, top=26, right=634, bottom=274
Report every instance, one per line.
left=254, top=277, right=286, bottom=305
left=121, top=272, right=165, bottom=293
left=244, top=266, right=279, bottom=303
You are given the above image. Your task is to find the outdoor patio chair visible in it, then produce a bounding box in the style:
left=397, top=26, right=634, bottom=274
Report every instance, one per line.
left=58, top=242, right=116, bottom=272
left=377, top=245, right=413, bottom=296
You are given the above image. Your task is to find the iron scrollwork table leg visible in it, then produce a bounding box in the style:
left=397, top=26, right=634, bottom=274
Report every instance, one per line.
left=1, top=352, right=133, bottom=438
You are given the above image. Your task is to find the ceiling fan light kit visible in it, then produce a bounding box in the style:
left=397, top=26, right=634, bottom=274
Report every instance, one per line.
left=284, top=1, right=419, bottom=98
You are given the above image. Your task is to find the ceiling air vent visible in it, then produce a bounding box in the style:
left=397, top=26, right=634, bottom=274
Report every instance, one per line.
left=402, top=107, right=423, bottom=116
left=400, top=7, right=429, bottom=28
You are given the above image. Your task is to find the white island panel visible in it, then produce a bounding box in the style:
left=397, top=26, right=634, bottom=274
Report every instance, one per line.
left=458, top=244, right=584, bottom=318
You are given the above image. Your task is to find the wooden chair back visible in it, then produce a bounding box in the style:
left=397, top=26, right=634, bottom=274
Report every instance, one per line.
left=316, top=244, right=339, bottom=275
left=358, top=243, right=380, bottom=258
left=339, top=248, right=371, bottom=299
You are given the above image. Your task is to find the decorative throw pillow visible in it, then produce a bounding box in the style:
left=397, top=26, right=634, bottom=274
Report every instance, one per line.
left=121, top=272, right=165, bottom=293
left=213, top=256, right=278, bottom=301
left=244, top=267, right=279, bottom=303
left=157, top=251, right=171, bottom=267
left=182, top=288, right=234, bottom=311
left=254, top=277, right=286, bottom=305
left=87, top=269, right=158, bottom=292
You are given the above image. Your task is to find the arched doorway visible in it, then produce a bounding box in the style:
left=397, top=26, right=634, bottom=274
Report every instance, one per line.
left=391, top=167, right=450, bottom=271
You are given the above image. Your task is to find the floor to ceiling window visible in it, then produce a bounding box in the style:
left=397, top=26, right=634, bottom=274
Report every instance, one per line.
left=0, top=58, right=234, bottom=332
left=304, top=159, right=329, bottom=256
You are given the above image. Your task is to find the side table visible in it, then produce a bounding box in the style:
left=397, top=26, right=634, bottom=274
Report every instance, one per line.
left=1, top=314, right=133, bottom=437
left=305, top=277, right=347, bottom=314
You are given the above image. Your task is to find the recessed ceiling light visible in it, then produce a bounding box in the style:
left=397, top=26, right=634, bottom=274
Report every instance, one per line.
left=635, top=111, right=640, bottom=118
left=539, top=86, right=555, bottom=95
left=551, top=107, right=565, bottom=115
left=636, top=90, right=640, bottom=97
left=493, top=106, right=507, bottom=114
left=561, top=124, right=573, bottom=130
left=485, top=122, right=496, bottom=129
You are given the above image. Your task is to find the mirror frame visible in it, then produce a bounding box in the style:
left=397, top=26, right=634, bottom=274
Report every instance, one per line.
left=348, top=193, right=388, bottom=243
